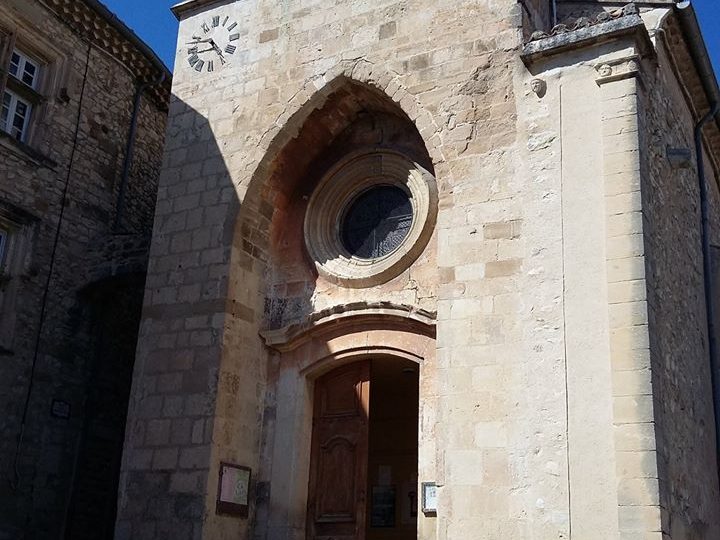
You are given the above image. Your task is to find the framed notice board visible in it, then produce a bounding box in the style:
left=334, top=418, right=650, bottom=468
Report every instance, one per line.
left=216, top=462, right=251, bottom=518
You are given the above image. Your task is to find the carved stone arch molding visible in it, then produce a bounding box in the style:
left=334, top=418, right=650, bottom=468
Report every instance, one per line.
left=227, top=63, right=446, bottom=347
left=248, top=59, right=451, bottom=184
left=256, top=304, right=437, bottom=539
left=261, top=301, right=436, bottom=349
left=260, top=301, right=436, bottom=379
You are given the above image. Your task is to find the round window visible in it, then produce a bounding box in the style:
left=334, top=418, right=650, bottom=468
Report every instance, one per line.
left=304, top=149, right=437, bottom=288
left=341, top=185, right=413, bottom=259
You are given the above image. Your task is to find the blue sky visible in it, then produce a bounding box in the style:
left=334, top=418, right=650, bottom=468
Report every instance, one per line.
left=104, top=0, right=719, bottom=78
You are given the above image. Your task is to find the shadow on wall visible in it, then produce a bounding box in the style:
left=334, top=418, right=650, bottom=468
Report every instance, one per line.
left=62, top=272, right=148, bottom=540
left=3, top=270, right=154, bottom=540
left=113, top=91, right=242, bottom=540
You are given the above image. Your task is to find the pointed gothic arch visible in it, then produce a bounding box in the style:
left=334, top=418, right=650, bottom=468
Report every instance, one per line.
left=226, top=69, right=443, bottom=335
left=219, top=68, right=441, bottom=540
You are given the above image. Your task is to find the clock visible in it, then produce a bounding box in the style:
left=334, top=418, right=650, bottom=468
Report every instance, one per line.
left=186, top=14, right=240, bottom=73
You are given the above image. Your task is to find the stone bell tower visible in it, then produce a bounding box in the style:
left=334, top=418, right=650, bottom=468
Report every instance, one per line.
left=116, top=1, right=720, bottom=539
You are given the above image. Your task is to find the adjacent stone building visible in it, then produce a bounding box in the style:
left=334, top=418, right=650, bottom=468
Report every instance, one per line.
left=0, top=1, right=170, bottom=538
left=117, top=0, right=720, bottom=539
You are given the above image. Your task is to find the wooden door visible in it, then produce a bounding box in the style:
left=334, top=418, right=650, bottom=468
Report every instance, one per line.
left=307, top=362, right=370, bottom=540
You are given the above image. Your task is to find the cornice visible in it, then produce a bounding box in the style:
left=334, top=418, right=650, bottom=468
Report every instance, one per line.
left=259, top=302, right=437, bottom=352
left=594, top=54, right=642, bottom=85
left=521, top=5, right=653, bottom=64
left=39, top=0, right=171, bottom=109
left=522, top=2, right=720, bottom=196
left=171, top=0, right=227, bottom=21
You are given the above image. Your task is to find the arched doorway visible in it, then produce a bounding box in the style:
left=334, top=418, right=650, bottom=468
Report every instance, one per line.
left=307, top=357, right=419, bottom=540
left=257, top=307, right=435, bottom=540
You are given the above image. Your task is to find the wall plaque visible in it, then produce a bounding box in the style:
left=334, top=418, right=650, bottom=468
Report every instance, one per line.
left=51, top=399, right=71, bottom=419
left=216, top=462, right=251, bottom=517
left=421, top=482, right=437, bottom=514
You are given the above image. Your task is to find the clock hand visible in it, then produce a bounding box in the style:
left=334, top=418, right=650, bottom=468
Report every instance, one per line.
left=210, top=42, right=223, bottom=55
left=187, top=38, right=213, bottom=44
left=209, top=40, right=227, bottom=64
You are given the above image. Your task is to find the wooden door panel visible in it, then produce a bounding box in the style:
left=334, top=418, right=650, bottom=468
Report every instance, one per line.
left=308, top=362, right=370, bottom=540
left=320, top=369, right=365, bottom=417
left=316, top=437, right=356, bottom=520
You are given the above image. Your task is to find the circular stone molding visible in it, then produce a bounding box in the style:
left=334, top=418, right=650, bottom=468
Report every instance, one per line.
left=304, top=149, right=438, bottom=288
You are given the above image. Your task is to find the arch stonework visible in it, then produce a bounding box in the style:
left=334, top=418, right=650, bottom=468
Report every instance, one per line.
left=247, top=60, right=449, bottom=188
left=224, top=62, right=447, bottom=334
left=222, top=60, right=445, bottom=339
left=226, top=61, right=454, bottom=272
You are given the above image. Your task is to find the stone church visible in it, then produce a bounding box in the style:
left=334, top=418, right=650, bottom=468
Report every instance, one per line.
left=117, top=0, right=720, bottom=539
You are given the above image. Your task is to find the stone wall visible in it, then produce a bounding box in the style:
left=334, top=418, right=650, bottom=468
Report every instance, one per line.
left=522, top=8, right=720, bottom=535
left=0, top=1, right=168, bottom=538
left=641, top=34, right=720, bottom=539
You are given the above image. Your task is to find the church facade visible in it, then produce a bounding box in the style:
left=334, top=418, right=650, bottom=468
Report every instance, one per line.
left=116, top=1, right=720, bottom=539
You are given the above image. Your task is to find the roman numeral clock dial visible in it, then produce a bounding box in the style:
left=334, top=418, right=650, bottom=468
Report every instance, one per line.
left=186, top=13, right=240, bottom=73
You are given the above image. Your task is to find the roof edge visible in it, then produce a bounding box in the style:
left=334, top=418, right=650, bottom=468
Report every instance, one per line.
left=675, top=1, right=720, bottom=111
left=38, top=0, right=171, bottom=108
left=171, top=0, right=225, bottom=21
left=84, top=0, right=171, bottom=78
left=521, top=13, right=652, bottom=63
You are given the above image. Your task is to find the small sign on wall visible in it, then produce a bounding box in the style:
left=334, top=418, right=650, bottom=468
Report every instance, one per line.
left=421, top=482, right=438, bottom=514
left=216, top=462, right=251, bottom=518
left=51, top=399, right=71, bottom=419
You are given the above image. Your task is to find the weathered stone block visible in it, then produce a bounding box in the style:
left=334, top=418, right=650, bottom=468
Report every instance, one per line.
left=483, top=219, right=522, bottom=240
left=485, top=258, right=522, bottom=278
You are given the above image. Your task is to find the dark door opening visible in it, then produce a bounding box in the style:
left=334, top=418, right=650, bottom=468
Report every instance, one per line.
left=366, top=358, right=419, bottom=540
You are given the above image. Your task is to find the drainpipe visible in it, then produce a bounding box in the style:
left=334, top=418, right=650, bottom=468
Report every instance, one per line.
left=694, top=102, right=720, bottom=487
left=113, top=71, right=166, bottom=232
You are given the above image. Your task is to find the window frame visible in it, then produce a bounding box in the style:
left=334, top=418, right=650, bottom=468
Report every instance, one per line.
left=1, top=46, right=42, bottom=143
left=0, top=17, right=71, bottom=159
left=1, top=88, right=32, bottom=142
left=0, top=205, right=38, bottom=354
left=304, top=149, right=438, bottom=288
left=0, top=28, right=56, bottom=150
left=9, top=48, right=41, bottom=90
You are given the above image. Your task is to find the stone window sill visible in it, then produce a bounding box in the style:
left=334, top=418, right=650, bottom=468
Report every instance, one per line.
left=0, top=130, right=56, bottom=169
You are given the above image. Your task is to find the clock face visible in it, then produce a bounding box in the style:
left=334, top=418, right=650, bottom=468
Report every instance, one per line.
left=186, top=14, right=240, bottom=73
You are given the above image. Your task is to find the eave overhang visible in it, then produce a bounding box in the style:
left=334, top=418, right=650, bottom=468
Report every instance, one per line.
left=171, top=0, right=226, bottom=21
left=521, top=2, right=720, bottom=174
left=39, top=0, right=172, bottom=109
left=521, top=10, right=654, bottom=65
left=673, top=2, right=720, bottom=156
